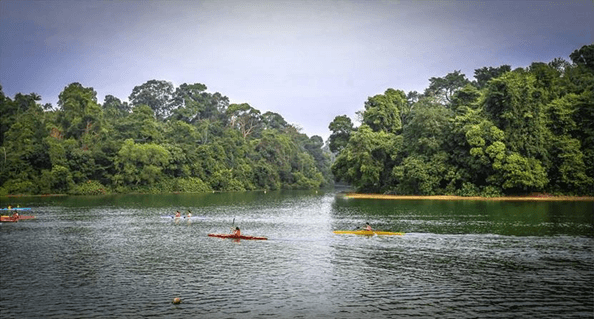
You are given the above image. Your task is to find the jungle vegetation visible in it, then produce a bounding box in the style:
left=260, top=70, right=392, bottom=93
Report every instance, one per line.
left=329, top=44, right=594, bottom=196
left=2, top=44, right=592, bottom=197
left=0, top=80, right=332, bottom=195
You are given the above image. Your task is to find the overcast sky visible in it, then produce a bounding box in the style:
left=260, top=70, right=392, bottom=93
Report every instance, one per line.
left=1, top=0, right=592, bottom=140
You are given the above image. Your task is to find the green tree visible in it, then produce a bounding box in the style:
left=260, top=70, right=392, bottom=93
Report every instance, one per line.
left=113, top=139, right=171, bottom=187
left=115, top=104, right=163, bottom=143
left=473, top=65, right=511, bottom=89
left=303, top=135, right=332, bottom=185
left=56, top=83, right=104, bottom=152
left=262, top=111, right=289, bottom=131
left=392, top=154, right=454, bottom=195
left=425, top=70, right=470, bottom=105
left=255, top=130, right=294, bottom=182
left=226, top=103, right=262, bottom=139
left=0, top=94, right=51, bottom=194
left=332, top=124, right=399, bottom=192
left=253, top=160, right=280, bottom=190
left=402, top=101, right=453, bottom=156
left=484, top=71, right=549, bottom=161
left=328, top=115, right=354, bottom=153
left=0, top=89, right=46, bottom=146
left=102, top=95, right=130, bottom=119
left=569, top=44, right=594, bottom=71
left=129, top=80, right=174, bottom=120
left=359, top=88, right=405, bottom=133
left=169, top=83, right=228, bottom=124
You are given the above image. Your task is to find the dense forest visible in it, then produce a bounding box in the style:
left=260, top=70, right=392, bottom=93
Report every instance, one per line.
left=0, top=80, right=333, bottom=195
left=329, top=44, right=594, bottom=196
left=1, top=44, right=592, bottom=197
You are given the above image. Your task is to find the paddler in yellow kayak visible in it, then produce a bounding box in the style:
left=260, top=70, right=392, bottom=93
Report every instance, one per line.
left=351, top=222, right=372, bottom=231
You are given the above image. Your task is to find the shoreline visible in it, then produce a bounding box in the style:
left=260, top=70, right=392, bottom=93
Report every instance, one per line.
left=344, top=193, right=594, bottom=201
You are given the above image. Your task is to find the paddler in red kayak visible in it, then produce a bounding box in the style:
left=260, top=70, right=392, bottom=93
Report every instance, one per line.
left=232, top=227, right=241, bottom=237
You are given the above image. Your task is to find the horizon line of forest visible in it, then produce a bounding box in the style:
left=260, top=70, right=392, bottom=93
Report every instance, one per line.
left=1, top=44, right=593, bottom=196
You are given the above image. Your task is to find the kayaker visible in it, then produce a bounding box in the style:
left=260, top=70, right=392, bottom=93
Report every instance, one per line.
left=12, top=212, right=19, bottom=219
left=365, top=222, right=372, bottom=231
left=186, top=210, right=192, bottom=218
left=232, top=227, right=241, bottom=237
left=175, top=211, right=181, bottom=218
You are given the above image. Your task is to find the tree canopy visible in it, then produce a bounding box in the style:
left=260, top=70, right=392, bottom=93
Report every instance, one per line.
left=2, top=44, right=592, bottom=197
left=0, top=81, right=332, bottom=195
left=330, top=44, right=594, bottom=196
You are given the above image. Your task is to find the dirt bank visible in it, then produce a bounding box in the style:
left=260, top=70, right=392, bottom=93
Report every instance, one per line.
left=344, top=193, right=594, bottom=201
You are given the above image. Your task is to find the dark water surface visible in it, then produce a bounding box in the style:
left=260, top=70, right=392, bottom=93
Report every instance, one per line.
left=1, top=192, right=593, bottom=318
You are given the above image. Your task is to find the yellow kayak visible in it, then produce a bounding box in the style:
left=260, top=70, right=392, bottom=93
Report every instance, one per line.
left=333, top=230, right=404, bottom=236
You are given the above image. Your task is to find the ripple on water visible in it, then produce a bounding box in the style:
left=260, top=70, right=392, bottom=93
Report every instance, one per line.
left=1, top=194, right=592, bottom=318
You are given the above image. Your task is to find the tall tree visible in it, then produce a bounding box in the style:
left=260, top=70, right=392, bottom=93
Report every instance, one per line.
left=569, top=44, right=594, bottom=71
left=128, top=80, right=174, bottom=120
left=102, top=95, right=130, bottom=119
left=425, top=70, right=470, bottom=105
left=168, top=83, right=217, bottom=124
left=328, top=115, right=354, bottom=153
left=483, top=71, right=549, bottom=161
left=56, top=83, right=103, bottom=150
left=117, top=104, right=163, bottom=143
left=332, top=124, right=400, bottom=192
left=226, top=103, right=262, bottom=139
left=0, top=94, right=51, bottom=193
left=402, top=101, right=453, bottom=156
left=473, top=65, right=511, bottom=89
left=1, top=90, right=43, bottom=146
left=359, top=88, right=405, bottom=133
left=262, top=111, right=288, bottom=131
left=113, top=139, right=171, bottom=186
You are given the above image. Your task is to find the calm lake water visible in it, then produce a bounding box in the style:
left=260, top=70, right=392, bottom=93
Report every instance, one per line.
left=1, top=191, right=593, bottom=318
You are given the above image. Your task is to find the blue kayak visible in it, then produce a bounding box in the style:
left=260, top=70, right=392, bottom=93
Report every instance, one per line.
left=161, top=215, right=205, bottom=220
left=1, top=208, right=32, bottom=211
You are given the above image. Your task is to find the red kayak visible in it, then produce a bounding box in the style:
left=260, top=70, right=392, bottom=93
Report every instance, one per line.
left=208, top=233, right=267, bottom=240
left=1, top=216, right=18, bottom=222
left=0, top=215, right=36, bottom=222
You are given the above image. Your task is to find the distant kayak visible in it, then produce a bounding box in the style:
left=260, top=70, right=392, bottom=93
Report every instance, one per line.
left=333, top=230, right=404, bottom=236
left=208, top=233, right=268, bottom=240
left=0, top=216, right=17, bottom=222
left=1, top=208, right=32, bottom=211
left=1, top=215, right=35, bottom=222
left=160, top=215, right=205, bottom=220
